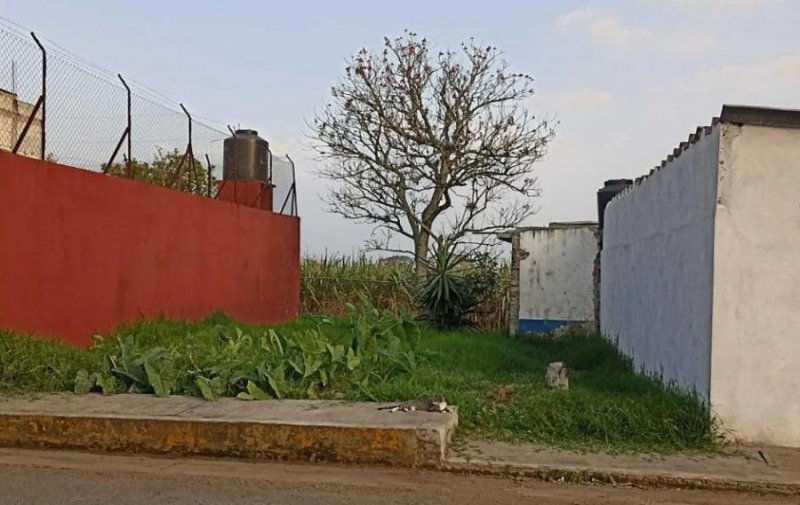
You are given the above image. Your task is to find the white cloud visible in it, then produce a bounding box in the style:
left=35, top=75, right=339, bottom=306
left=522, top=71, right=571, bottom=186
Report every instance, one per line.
left=524, top=52, right=800, bottom=230
left=636, top=55, right=800, bottom=170
left=554, top=8, right=598, bottom=30
left=648, top=55, right=800, bottom=101
left=691, top=55, right=800, bottom=94
left=555, top=9, right=648, bottom=50
left=586, top=16, right=649, bottom=49
left=554, top=8, right=718, bottom=53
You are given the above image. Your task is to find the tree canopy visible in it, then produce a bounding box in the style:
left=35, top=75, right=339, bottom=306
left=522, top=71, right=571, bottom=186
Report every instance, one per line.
left=312, top=32, right=555, bottom=274
left=103, top=147, right=212, bottom=196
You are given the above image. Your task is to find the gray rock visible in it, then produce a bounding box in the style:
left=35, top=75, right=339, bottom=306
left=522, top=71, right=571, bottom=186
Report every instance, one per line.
left=546, top=362, right=569, bottom=390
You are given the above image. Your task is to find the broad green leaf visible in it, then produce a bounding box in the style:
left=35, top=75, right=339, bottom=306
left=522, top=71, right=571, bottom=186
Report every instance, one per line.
left=306, top=382, right=319, bottom=399
left=237, top=380, right=271, bottom=401
left=269, top=330, right=284, bottom=357
left=247, top=380, right=270, bottom=399
left=405, top=350, right=416, bottom=371
left=94, top=373, right=118, bottom=395
left=265, top=373, right=283, bottom=399
left=326, top=343, right=345, bottom=362
left=144, top=360, right=171, bottom=398
left=346, top=349, right=361, bottom=371
left=112, top=355, right=147, bottom=385
left=73, top=370, right=94, bottom=394
left=303, top=354, right=323, bottom=379
left=196, top=376, right=218, bottom=401
left=287, top=358, right=304, bottom=376
left=101, top=354, right=114, bottom=375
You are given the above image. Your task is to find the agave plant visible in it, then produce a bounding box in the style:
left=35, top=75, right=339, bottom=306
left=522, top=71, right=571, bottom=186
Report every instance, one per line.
left=415, top=237, right=478, bottom=328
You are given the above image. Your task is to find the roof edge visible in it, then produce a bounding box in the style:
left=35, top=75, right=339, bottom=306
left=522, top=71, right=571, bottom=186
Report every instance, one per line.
left=721, top=104, right=800, bottom=129
left=496, top=222, right=599, bottom=238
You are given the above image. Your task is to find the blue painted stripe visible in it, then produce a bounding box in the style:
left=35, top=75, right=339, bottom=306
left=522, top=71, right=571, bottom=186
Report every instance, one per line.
left=518, top=319, right=584, bottom=333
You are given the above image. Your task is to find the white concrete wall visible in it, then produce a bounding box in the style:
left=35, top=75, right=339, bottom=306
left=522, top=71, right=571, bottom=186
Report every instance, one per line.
left=710, top=124, right=800, bottom=447
left=0, top=89, right=42, bottom=158
left=600, top=127, right=720, bottom=402
left=518, top=225, right=598, bottom=327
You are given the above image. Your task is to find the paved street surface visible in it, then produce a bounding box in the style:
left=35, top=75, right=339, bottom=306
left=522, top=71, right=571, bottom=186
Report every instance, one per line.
left=0, top=448, right=794, bottom=505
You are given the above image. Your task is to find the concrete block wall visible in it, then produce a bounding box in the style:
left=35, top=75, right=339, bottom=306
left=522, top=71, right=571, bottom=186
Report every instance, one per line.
left=0, top=89, right=42, bottom=158
left=601, top=126, right=719, bottom=402
left=600, top=105, right=800, bottom=447
left=0, top=151, right=300, bottom=346
left=709, top=118, right=800, bottom=447
left=507, top=223, right=599, bottom=334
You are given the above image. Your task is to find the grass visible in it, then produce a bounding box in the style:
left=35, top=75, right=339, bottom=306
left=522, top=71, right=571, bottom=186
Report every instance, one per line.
left=0, top=314, right=331, bottom=396
left=301, top=255, right=510, bottom=330
left=382, top=328, right=719, bottom=452
left=0, top=313, right=719, bottom=454
left=302, top=255, right=415, bottom=317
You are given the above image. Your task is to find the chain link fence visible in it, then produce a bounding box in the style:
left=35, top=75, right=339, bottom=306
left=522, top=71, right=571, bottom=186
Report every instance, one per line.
left=0, top=20, right=297, bottom=215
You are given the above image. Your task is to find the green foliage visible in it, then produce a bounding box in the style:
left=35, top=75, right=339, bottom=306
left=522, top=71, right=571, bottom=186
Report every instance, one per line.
left=0, top=330, right=90, bottom=394
left=73, top=369, right=93, bottom=394
left=196, top=376, right=225, bottom=401
left=301, top=254, right=415, bottom=316
left=461, top=251, right=501, bottom=302
left=59, top=299, right=420, bottom=402
left=301, top=253, right=511, bottom=330
left=415, top=239, right=479, bottom=329
left=103, top=147, right=212, bottom=196
left=237, top=381, right=271, bottom=401
left=0, top=313, right=720, bottom=453
left=371, top=327, right=722, bottom=453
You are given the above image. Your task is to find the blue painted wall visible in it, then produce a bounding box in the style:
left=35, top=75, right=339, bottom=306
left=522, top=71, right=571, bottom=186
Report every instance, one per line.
left=518, top=319, right=587, bottom=333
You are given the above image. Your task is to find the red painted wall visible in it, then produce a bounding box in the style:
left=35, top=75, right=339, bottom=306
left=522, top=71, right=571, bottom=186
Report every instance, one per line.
left=216, top=180, right=274, bottom=211
left=0, top=151, right=300, bottom=346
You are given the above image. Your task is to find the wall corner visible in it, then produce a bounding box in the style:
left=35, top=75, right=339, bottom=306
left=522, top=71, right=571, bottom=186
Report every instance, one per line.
left=509, top=231, right=521, bottom=335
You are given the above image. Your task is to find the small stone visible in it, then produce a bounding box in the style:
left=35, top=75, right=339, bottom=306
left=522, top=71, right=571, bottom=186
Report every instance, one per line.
left=546, top=362, right=569, bottom=390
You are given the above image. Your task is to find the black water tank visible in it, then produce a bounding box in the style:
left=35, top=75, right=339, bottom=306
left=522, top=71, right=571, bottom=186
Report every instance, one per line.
left=597, top=179, right=633, bottom=229
left=223, top=129, right=270, bottom=181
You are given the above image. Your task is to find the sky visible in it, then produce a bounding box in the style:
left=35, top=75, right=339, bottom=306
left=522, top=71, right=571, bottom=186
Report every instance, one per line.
left=2, top=0, right=799, bottom=256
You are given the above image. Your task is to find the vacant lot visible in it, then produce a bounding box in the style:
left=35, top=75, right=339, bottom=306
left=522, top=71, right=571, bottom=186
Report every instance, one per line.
left=0, top=308, right=718, bottom=453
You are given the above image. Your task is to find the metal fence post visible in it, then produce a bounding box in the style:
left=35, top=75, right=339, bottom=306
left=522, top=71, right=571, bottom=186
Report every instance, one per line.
left=103, top=75, right=132, bottom=175
left=168, top=103, right=194, bottom=190
left=205, top=154, right=213, bottom=197
left=279, top=154, right=298, bottom=216
left=120, top=74, right=132, bottom=177
left=32, top=32, right=45, bottom=159
left=12, top=32, right=46, bottom=158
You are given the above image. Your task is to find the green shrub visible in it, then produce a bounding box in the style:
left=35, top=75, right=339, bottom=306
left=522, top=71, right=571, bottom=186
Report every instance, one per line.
left=73, top=298, right=420, bottom=400
left=0, top=317, right=720, bottom=453
left=415, top=239, right=479, bottom=329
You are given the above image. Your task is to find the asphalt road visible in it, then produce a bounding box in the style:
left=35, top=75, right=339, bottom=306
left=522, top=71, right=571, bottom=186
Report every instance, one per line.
left=0, top=449, right=794, bottom=505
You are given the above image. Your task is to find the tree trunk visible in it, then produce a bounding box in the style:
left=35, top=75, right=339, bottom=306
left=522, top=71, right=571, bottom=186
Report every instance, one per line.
left=413, top=230, right=431, bottom=279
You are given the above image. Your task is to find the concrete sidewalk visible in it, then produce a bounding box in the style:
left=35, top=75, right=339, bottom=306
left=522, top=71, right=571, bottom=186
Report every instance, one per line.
left=0, top=394, right=458, bottom=467
left=2, top=394, right=799, bottom=495
left=447, top=441, right=800, bottom=495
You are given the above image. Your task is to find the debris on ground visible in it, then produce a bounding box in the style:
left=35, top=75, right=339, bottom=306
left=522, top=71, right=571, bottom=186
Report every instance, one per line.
left=379, top=394, right=450, bottom=413
left=488, top=384, right=516, bottom=409
left=546, top=362, right=569, bottom=390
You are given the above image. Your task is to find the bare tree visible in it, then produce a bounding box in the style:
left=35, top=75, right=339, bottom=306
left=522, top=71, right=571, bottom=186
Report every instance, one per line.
left=312, top=32, right=555, bottom=275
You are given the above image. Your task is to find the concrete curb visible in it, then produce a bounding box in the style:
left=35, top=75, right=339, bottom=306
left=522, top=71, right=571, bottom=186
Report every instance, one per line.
left=442, top=458, right=800, bottom=496
left=0, top=394, right=458, bottom=468
left=3, top=395, right=797, bottom=495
